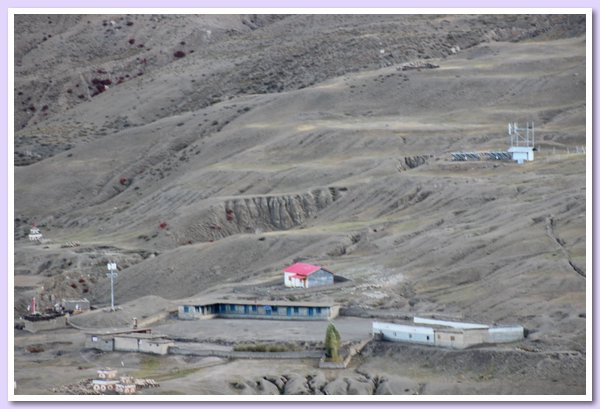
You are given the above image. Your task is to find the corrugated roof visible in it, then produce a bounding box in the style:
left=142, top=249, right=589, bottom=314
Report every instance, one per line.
left=283, top=262, right=321, bottom=276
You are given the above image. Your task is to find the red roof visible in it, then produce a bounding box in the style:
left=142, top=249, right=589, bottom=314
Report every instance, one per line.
left=283, top=263, right=321, bottom=277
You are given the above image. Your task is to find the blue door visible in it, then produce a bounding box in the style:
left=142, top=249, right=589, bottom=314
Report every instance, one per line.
left=244, top=305, right=249, bottom=314
left=287, top=307, right=292, bottom=316
left=308, top=307, right=314, bottom=317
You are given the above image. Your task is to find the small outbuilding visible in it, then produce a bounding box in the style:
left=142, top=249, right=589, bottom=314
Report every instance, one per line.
left=85, top=328, right=153, bottom=352
left=61, top=298, right=90, bottom=313
left=508, top=146, right=534, bottom=164
left=28, top=226, right=42, bottom=241
left=283, top=263, right=334, bottom=288
left=97, top=368, right=118, bottom=380
left=113, top=333, right=174, bottom=355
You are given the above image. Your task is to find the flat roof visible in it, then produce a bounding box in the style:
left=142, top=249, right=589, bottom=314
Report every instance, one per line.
left=414, top=317, right=489, bottom=329
left=85, top=328, right=152, bottom=336
left=179, top=298, right=336, bottom=308
left=373, top=322, right=435, bottom=335
left=114, top=332, right=168, bottom=339
left=114, top=333, right=173, bottom=342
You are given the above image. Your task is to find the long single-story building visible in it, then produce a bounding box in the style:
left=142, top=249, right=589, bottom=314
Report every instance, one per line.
left=283, top=263, right=334, bottom=288
left=178, top=299, right=340, bottom=321
left=85, top=328, right=174, bottom=354
left=373, top=317, right=524, bottom=349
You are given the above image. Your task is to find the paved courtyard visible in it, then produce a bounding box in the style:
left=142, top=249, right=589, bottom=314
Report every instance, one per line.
left=153, top=316, right=373, bottom=343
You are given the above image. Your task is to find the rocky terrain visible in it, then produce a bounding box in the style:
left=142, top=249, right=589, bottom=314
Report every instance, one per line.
left=13, top=14, right=587, bottom=395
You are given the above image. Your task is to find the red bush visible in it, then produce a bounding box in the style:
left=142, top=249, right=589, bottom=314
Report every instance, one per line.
left=159, top=222, right=168, bottom=229
left=173, top=50, right=186, bottom=58
left=128, top=38, right=135, bottom=45
left=119, top=176, right=129, bottom=186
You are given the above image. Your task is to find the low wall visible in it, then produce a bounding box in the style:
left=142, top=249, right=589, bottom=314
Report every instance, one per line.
left=169, top=346, right=322, bottom=359
left=23, top=316, right=68, bottom=333
left=319, top=338, right=371, bottom=369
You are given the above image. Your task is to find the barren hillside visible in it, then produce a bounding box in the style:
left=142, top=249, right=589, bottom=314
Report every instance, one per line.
left=14, top=14, right=587, bottom=395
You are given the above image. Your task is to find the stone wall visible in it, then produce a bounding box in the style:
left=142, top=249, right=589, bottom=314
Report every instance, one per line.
left=23, top=316, right=68, bottom=333
left=169, top=346, right=322, bottom=360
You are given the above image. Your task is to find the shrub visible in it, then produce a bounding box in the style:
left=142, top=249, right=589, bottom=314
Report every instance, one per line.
left=324, top=323, right=342, bottom=362
left=173, top=50, right=186, bottom=58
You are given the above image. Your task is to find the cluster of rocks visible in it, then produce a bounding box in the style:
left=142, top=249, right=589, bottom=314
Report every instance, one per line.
left=397, top=61, right=440, bottom=71
left=229, top=372, right=419, bottom=395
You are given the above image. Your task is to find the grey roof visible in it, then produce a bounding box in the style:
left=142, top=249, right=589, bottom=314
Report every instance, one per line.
left=179, top=298, right=336, bottom=308
left=85, top=328, right=152, bottom=336
left=373, top=321, right=435, bottom=335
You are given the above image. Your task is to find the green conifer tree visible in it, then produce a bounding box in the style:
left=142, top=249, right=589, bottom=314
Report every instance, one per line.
left=324, top=322, right=341, bottom=362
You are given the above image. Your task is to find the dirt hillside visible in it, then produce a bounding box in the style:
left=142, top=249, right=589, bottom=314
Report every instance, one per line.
left=14, top=14, right=587, bottom=395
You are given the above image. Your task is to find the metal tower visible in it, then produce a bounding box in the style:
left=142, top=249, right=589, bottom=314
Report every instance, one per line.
left=508, top=121, right=535, bottom=148
left=106, top=262, right=118, bottom=311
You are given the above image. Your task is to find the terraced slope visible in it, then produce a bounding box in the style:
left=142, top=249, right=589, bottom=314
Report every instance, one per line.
left=14, top=14, right=586, bottom=360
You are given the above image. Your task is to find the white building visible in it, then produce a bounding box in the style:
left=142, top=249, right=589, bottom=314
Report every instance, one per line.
left=508, top=146, right=534, bottom=164
left=373, top=317, right=524, bottom=349
left=28, top=226, right=42, bottom=241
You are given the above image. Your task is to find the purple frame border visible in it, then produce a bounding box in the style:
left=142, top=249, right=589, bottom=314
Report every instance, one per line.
left=2, top=1, right=596, bottom=407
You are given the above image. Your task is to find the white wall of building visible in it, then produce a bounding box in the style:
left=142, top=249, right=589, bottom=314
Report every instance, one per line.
left=487, top=326, right=524, bottom=343
left=284, top=272, right=306, bottom=288
left=372, top=322, right=435, bottom=345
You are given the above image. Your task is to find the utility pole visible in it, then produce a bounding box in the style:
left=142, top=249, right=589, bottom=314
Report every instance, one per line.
left=106, top=262, right=118, bottom=311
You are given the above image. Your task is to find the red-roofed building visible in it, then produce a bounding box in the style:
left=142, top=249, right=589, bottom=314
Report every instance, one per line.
left=283, top=263, right=334, bottom=288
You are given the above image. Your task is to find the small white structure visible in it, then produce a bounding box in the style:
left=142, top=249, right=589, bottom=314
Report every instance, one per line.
left=115, top=383, right=136, bottom=394
left=61, top=298, right=90, bottom=313
left=92, top=379, right=119, bottom=392
left=106, top=262, right=119, bottom=311
left=508, top=146, right=534, bottom=164
left=28, top=226, right=43, bottom=241
left=508, top=121, right=535, bottom=164
left=97, top=368, right=118, bottom=380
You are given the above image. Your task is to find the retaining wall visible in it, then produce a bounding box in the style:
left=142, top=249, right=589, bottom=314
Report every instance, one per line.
left=319, top=338, right=372, bottom=369
left=169, top=346, right=322, bottom=359
left=23, top=316, right=68, bottom=333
